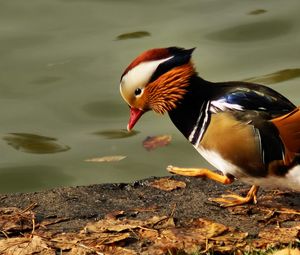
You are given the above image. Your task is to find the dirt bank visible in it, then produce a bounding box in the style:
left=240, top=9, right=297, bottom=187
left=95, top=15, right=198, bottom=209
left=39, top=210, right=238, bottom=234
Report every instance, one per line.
left=1, top=176, right=300, bottom=254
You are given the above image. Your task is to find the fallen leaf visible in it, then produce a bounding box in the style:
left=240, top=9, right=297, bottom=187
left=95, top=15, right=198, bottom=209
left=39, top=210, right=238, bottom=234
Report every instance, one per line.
left=253, top=226, right=300, bottom=248
left=83, top=215, right=173, bottom=234
left=244, top=68, right=300, bottom=85
left=271, top=248, right=300, bottom=255
left=85, top=155, right=126, bottom=162
left=0, top=207, right=35, bottom=234
left=150, top=178, right=186, bottom=191
left=116, top=31, right=150, bottom=40
left=0, top=236, right=55, bottom=255
left=248, top=9, right=267, bottom=15
left=3, top=133, right=70, bottom=154
left=143, top=135, right=172, bottom=151
left=145, top=218, right=241, bottom=254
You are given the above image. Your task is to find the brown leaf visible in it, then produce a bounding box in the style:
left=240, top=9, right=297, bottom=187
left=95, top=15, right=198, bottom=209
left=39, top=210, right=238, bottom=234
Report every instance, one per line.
left=145, top=218, right=245, bottom=254
left=85, top=155, right=126, bottom=162
left=3, top=133, right=70, bottom=154
left=143, top=135, right=172, bottom=151
left=248, top=9, right=267, bottom=15
left=271, top=248, right=300, bottom=255
left=0, top=236, right=55, bottom=255
left=253, top=226, right=300, bottom=248
left=0, top=207, right=35, bottom=234
left=83, top=215, right=171, bottom=233
left=150, top=178, right=186, bottom=191
left=116, top=31, right=150, bottom=40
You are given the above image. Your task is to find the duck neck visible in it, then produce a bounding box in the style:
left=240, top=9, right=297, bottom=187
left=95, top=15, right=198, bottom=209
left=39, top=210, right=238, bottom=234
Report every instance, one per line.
left=168, top=75, right=212, bottom=145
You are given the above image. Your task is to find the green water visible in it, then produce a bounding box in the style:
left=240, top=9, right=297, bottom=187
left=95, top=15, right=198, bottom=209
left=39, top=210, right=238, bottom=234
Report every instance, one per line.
left=1, top=0, right=300, bottom=193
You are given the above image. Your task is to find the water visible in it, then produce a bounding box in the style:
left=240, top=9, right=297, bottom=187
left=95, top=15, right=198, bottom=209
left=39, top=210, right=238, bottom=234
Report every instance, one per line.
left=0, top=0, right=300, bottom=193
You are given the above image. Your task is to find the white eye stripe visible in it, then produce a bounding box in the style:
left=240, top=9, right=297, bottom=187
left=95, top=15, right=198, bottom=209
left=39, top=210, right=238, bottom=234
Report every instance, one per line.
left=120, top=56, right=173, bottom=106
left=121, top=57, right=172, bottom=91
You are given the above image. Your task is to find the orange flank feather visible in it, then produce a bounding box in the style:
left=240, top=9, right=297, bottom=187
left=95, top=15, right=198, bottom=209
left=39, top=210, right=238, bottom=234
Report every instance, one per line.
left=144, top=63, right=195, bottom=114
left=271, top=106, right=300, bottom=165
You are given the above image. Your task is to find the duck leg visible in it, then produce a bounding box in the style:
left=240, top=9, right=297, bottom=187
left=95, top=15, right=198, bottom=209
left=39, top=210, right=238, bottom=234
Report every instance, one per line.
left=209, top=185, right=259, bottom=207
left=167, top=165, right=234, bottom=184
left=167, top=165, right=259, bottom=207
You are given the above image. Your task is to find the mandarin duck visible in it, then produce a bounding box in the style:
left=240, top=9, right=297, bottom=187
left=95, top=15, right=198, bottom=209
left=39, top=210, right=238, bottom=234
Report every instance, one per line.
left=119, top=47, right=300, bottom=207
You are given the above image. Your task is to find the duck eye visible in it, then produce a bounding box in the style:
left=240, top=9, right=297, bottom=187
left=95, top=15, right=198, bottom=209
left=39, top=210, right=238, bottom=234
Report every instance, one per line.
left=134, top=88, right=142, bottom=96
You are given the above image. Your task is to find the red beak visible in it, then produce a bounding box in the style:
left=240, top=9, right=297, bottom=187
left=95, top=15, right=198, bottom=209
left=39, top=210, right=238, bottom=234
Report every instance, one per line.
left=127, top=107, right=145, bottom=131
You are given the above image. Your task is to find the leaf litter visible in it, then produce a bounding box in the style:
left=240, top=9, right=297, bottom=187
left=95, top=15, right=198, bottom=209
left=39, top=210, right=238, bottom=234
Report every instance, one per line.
left=149, top=178, right=186, bottom=191
left=1, top=196, right=300, bottom=255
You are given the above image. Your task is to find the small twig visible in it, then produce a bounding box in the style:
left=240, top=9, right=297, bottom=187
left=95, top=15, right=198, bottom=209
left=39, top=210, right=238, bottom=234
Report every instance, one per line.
left=276, top=208, right=300, bottom=215
left=77, top=243, right=105, bottom=255
left=1, top=230, right=9, bottom=239
left=30, top=218, right=36, bottom=237
left=200, top=238, right=210, bottom=254
left=169, top=203, right=177, bottom=218
left=20, top=202, right=38, bottom=214
left=36, top=217, right=70, bottom=229
left=0, top=195, right=7, bottom=201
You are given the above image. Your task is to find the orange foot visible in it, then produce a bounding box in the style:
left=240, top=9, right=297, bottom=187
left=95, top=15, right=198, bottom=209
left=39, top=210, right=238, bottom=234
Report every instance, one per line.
left=166, top=165, right=233, bottom=184
left=209, top=185, right=259, bottom=207
left=167, top=165, right=259, bottom=207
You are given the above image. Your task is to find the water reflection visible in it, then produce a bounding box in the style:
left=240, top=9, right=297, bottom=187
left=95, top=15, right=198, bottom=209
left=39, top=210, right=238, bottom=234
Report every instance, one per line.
left=244, top=68, right=300, bottom=85
left=3, top=133, right=70, bottom=154
left=82, top=101, right=127, bottom=118
left=31, top=76, right=63, bottom=85
left=0, top=34, right=52, bottom=56
left=206, top=19, right=292, bottom=42
left=94, top=129, right=139, bottom=139
left=0, top=166, right=73, bottom=193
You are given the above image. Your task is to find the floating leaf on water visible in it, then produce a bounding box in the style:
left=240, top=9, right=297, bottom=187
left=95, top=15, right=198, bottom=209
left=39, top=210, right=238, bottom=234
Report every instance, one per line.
left=149, top=178, right=186, bottom=191
left=3, top=133, right=70, bottom=154
left=248, top=9, right=267, bottom=15
left=244, top=68, right=300, bottom=85
left=85, top=155, right=127, bottom=162
left=143, top=135, right=172, bottom=151
left=116, top=31, right=151, bottom=40
left=94, top=129, right=139, bottom=139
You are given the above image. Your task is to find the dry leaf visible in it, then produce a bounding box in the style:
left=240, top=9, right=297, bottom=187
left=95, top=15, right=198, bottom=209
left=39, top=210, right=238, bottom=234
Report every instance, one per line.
left=248, top=9, right=267, bottom=15
left=84, top=215, right=170, bottom=233
left=0, top=236, right=55, bottom=255
left=253, top=226, right=300, bottom=248
left=85, top=155, right=126, bottom=162
left=116, top=31, right=150, bottom=40
left=0, top=207, right=35, bottom=234
left=143, top=135, right=172, bottom=151
left=271, top=248, right=300, bottom=255
left=150, top=178, right=186, bottom=191
left=3, top=133, right=70, bottom=154
left=145, top=218, right=238, bottom=254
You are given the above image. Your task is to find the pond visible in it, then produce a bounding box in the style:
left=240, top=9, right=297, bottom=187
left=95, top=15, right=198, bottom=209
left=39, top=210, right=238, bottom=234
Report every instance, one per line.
left=0, top=0, right=300, bottom=193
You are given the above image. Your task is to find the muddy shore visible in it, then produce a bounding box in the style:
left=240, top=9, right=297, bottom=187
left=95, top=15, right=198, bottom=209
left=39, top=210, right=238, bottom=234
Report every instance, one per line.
left=1, top=176, right=300, bottom=254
